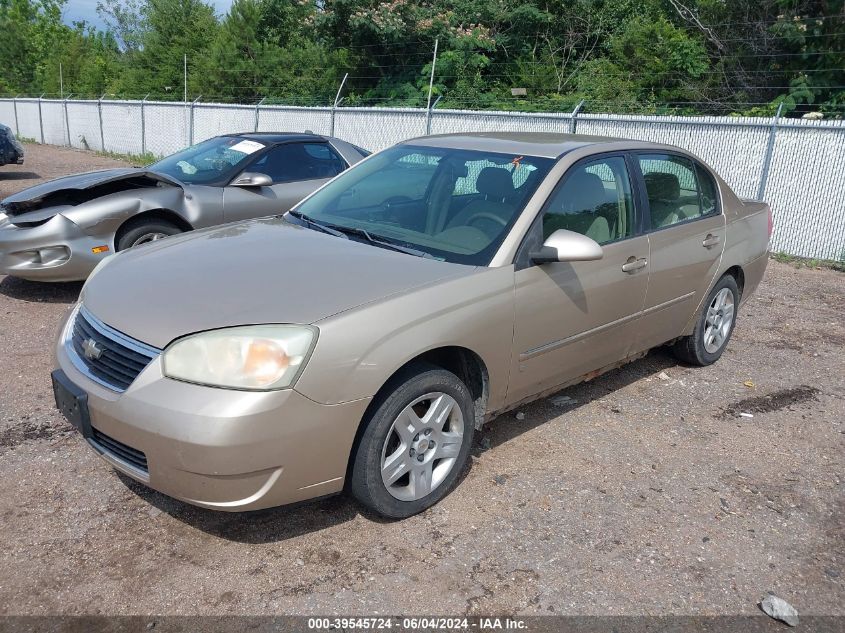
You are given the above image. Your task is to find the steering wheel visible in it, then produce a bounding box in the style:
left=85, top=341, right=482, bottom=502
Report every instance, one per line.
left=466, top=212, right=508, bottom=229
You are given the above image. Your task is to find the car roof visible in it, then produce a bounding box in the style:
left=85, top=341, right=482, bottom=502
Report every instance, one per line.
left=224, top=132, right=328, bottom=144
left=401, top=132, right=667, bottom=159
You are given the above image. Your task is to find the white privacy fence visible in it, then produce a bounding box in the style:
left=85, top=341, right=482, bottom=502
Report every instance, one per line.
left=0, top=97, right=843, bottom=261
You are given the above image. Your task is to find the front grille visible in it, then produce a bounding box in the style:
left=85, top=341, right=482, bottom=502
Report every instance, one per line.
left=91, top=427, right=148, bottom=473
left=67, top=306, right=160, bottom=392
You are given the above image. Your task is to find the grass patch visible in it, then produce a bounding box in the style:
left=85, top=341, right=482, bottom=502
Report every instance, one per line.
left=771, top=252, right=845, bottom=272
left=15, top=135, right=36, bottom=143
left=94, top=148, right=158, bottom=167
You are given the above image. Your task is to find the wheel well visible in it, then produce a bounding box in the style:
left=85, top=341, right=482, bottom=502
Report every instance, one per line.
left=413, top=347, right=490, bottom=428
left=114, top=209, right=192, bottom=246
left=343, top=346, right=490, bottom=488
left=723, top=265, right=745, bottom=298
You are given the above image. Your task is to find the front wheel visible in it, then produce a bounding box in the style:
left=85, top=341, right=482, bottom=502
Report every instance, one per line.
left=350, top=364, right=475, bottom=519
left=116, top=217, right=182, bottom=251
left=673, top=274, right=739, bottom=366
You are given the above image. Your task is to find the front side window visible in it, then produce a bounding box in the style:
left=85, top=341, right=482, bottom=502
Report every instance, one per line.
left=294, top=145, right=553, bottom=265
left=638, top=154, right=713, bottom=229
left=541, top=156, right=634, bottom=245
left=251, top=142, right=346, bottom=183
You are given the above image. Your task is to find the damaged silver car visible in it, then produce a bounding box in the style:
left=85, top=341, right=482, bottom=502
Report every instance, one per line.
left=0, top=132, right=368, bottom=281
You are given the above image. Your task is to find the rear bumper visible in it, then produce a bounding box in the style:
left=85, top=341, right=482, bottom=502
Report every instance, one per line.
left=0, top=214, right=107, bottom=281
left=55, top=321, right=371, bottom=511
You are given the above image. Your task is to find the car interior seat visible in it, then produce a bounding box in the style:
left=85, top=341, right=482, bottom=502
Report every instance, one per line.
left=644, top=172, right=682, bottom=227
left=543, top=171, right=611, bottom=244
left=445, top=167, right=517, bottom=235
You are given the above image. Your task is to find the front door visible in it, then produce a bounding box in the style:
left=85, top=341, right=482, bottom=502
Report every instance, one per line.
left=631, top=153, right=726, bottom=353
left=508, top=154, right=649, bottom=405
left=223, top=142, right=346, bottom=222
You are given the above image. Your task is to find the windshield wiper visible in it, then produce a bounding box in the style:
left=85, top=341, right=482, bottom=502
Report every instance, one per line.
left=287, top=211, right=434, bottom=259
left=328, top=225, right=435, bottom=259
left=286, top=210, right=349, bottom=239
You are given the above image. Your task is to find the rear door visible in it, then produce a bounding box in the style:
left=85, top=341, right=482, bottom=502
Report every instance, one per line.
left=631, top=153, right=726, bottom=353
left=508, top=154, right=650, bottom=404
left=223, top=142, right=347, bottom=222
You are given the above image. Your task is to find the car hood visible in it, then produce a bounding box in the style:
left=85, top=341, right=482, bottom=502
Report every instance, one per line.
left=81, top=217, right=476, bottom=349
left=1, top=168, right=181, bottom=215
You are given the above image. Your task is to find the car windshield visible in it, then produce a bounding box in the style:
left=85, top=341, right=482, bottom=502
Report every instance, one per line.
left=149, top=136, right=266, bottom=184
left=293, top=145, right=553, bottom=265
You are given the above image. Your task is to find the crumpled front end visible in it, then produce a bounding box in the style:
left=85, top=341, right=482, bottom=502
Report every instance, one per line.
left=0, top=211, right=109, bottom=281
left=0, top=169, right=186, bottom=281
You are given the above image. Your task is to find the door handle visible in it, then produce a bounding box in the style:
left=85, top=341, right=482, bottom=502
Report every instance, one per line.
left=621, top=257, right=648, bottom=273
left=702, top=234, right=721, bottom=248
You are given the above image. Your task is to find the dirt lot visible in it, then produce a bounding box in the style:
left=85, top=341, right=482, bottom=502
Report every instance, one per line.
left=0, top=143, right=843, bottom=617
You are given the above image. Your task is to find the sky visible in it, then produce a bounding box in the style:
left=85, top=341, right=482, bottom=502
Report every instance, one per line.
left=63, top=0, right=235, bottom=31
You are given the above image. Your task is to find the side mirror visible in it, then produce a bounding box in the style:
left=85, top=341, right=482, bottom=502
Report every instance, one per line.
left=530, top=229, right=603, bottom=264
left=231, top=172, right=272, bottom=187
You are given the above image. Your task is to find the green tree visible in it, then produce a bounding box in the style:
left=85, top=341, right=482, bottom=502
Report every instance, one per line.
left=0, top=0, right=68, bottom=93
left=119, top=0, right=218, bottom=99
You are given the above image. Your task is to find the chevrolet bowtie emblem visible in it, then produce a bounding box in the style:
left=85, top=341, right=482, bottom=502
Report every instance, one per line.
left=82, top=338, right=103, bottom=360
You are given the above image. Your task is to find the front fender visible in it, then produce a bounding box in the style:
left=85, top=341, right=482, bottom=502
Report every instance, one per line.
left=61, top=187, right=195, bottom=242
left=296, top=266, right=515, bottom=414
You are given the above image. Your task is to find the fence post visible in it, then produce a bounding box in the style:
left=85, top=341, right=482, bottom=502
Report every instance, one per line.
left=569, top=100, right=585, bottom=134
left=189, top=96, right=201, bottom=146
left=426, top=95, right=442, bottom=135
left=12, top=95, right=20, bottom=137
left=331, top=73, right=349, bottom=137
left=98, top=93, right=106, bottom=151
left=141, top=94, right=149, bottom=156
left=63, top=94, right=73, bottom=147
left=254, top=97, right=266, bottom=132
left=756, top=101, right=784, bottom=201
left=38, top=94, right=45, bottom=144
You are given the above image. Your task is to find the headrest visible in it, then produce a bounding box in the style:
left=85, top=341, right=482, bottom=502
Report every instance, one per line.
left=564, top=171, right=606, bottom=213
left=644, top=172, right=680, bottom=201
left=476, top=167, right=514, bottom=199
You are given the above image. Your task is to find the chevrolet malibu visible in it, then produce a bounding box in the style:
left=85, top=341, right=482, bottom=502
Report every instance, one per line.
left=52, top=133, right=771, bottom=518
left=0, top=132, right=367, bottom=281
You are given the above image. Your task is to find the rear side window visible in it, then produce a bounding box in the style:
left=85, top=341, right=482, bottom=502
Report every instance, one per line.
left=541, top=156, right=634, bottom=245
left=252, top=142, right=346, bottom=183
left=638, top=153, right=716, bottom=229
left=695, top=163, right=719, bottom=215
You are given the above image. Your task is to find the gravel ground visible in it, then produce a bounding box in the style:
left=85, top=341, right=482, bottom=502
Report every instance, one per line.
left=0, top=143, right=843, bottom=617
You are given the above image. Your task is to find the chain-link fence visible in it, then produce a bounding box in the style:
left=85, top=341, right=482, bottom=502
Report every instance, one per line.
left=0, top=97, right=842, bottom=261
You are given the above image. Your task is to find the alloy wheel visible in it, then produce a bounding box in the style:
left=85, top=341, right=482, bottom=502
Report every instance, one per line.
left=380, top=392, right=465, bottom=501
left=131, top=232, right=169, bottom=247
left=703, top=287, right=735, bottom=353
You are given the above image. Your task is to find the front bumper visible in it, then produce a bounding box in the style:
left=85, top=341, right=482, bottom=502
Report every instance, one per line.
left=55, top=323, right=371, bottom=511
left=0, top=214, right=109, bottom=281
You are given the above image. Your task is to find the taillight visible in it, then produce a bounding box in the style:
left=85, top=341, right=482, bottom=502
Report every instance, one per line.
left=767, top=206, right=774, bottom=238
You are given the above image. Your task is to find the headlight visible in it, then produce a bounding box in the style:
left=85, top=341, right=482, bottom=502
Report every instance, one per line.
left=162, top=325, right=317, bottom=391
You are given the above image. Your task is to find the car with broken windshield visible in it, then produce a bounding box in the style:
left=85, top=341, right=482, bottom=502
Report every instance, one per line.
left=52, top=132, right=771, bottom=518
left=0, top=132, right=367, bottom=281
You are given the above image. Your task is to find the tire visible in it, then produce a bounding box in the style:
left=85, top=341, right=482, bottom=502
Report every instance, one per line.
left=672, top=274, right=740, bottom=366
left=116, top=217, right=182, bottom=251
left=350, top=363, right=476, bottom=519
